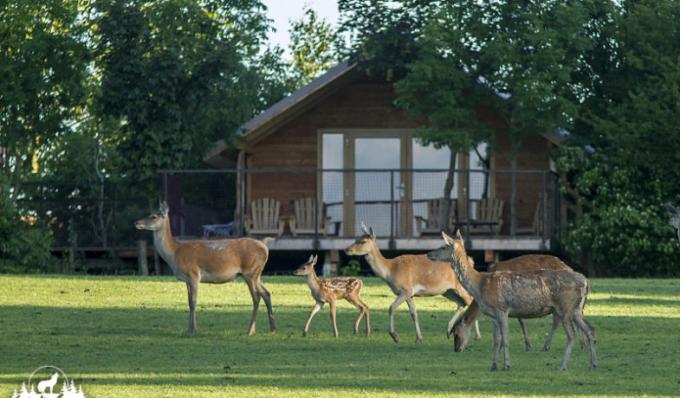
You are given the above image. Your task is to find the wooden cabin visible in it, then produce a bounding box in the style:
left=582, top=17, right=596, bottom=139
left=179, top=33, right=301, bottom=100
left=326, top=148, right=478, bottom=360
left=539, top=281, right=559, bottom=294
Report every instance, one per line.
left=204, top=61, right=562, bottom=254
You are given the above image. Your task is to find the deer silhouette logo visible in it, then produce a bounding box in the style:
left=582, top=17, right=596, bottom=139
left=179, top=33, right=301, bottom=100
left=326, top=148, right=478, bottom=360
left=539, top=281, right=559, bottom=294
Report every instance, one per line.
left=37, top=372, right=58, bottom=394
left=11, top=366, right=87, bottom=398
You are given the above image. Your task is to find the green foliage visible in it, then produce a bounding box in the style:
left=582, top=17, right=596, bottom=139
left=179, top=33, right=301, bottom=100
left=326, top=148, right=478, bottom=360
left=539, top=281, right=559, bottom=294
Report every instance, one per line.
left=556, top=1, right=680, bottom=276
left=338, top=0, right=443, bottom=81
left=288, top=7, right=344, bottom=87
left=0, top=179, right=54, bottom=273
left=0, top=0, right=89, bottom=185
left=339, top=259, right=362, bottom=276
left=93, top=0, right=293, bottom=191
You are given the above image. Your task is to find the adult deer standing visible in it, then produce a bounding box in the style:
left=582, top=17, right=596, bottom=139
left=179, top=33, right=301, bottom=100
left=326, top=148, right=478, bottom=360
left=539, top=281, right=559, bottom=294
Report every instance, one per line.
left=433, top=231, right=596, bottom=371
left=445, top=254, right=576, bottom=352
left=345, top=223, right=476, bottom=344
left=135, top=202, right=276, bottom=336
left=294, top=254, right=370, bottom=337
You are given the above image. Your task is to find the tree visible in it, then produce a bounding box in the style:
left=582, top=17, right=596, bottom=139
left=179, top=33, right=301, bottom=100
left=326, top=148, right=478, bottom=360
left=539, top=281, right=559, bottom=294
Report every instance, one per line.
left=288, top=7, right=344, bottom=86
left=0, top=0, right=89, bottom=191
left=93, top=0, right=292, bottom=192
left=338, top=0, right=442, bottom=81
left=556, top=0, right=680, bottom=276
left=395, top=18, right=491, bottom=228
left=397, top=0, right=599, bottom=234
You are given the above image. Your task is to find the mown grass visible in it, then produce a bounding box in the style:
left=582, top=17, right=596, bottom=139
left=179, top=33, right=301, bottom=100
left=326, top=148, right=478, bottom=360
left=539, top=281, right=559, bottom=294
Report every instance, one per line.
left=1, top=275, right=679, bottom=397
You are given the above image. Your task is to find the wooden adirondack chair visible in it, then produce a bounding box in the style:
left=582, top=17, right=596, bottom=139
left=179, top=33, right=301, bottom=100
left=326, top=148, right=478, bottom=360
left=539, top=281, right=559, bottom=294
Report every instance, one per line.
left=244, top=198, right=285, bottom=236
left=289, top=197, right=331, bottom=236
left=414, top=198, right=456, bottom=235
left=517, top=197, right=543, bottom=235
left=468, top=197, right=504, bottom=235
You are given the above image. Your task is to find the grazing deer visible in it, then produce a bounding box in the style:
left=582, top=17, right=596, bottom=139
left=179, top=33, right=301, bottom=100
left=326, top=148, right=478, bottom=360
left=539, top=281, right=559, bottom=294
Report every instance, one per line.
left=664, top=203, right=680, bottom=242
left=446, top=254, right=575, bottom=352
left=432, top=231, right=596, bottom=371
left=135, top=202, right=276, bottom=336
left=345, top=222, right=476, bottom=344
left=294, top=254, right=370, bottom=337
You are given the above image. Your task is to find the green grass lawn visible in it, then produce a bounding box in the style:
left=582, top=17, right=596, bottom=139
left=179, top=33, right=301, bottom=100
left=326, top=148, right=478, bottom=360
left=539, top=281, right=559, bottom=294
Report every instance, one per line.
left=1, top=275, right=679, bottom=397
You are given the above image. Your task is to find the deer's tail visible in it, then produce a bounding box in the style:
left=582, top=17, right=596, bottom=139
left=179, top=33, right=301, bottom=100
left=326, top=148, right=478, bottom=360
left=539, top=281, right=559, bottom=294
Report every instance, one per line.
left=261, top=237, right=275, bottom=246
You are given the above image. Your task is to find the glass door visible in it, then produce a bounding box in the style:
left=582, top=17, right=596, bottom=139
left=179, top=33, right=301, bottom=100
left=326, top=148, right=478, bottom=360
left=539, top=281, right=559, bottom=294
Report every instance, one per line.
left=347, top=135, right=404, bottom=237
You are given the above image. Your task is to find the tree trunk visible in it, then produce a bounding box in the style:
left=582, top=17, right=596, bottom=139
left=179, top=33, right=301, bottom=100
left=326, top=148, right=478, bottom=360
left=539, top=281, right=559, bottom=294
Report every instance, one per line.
left=474, top=146, right=490, bottom=199
left=439, top=150, right=457, bottom=230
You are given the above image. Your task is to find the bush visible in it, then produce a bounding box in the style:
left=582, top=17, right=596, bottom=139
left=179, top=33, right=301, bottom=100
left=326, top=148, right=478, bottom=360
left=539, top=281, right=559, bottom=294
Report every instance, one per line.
left=339, top=259, right=362, bottom=276
left=0, top=180, right=55, bottom=273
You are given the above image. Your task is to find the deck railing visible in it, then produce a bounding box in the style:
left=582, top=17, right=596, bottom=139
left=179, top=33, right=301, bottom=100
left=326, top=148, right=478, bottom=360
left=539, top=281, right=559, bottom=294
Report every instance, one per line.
left=158, top=168, right=560, bottom=246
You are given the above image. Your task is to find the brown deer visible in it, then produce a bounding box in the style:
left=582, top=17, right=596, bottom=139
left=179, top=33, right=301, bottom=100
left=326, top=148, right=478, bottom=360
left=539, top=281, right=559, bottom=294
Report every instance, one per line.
left=432, top=231, right=596, bottom=371
left=135, top=202, right=276, bottom=336
left=446, top=254, right=575, bottom=352
left=294, top=254, right=370, bottom=337
left=345, top=222, right=476, bottom=344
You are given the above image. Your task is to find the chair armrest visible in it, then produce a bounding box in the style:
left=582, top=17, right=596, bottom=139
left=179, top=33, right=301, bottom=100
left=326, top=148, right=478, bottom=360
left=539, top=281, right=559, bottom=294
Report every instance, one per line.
left=288, top=216, right=297, bottom=236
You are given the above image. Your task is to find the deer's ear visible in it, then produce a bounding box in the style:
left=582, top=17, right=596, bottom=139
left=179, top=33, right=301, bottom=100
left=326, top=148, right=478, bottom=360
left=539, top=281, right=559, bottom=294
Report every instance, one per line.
left=442, top=232, right=455, bottom=246
left=361, top=221, right=370, bottom=235
left=307, top=254, right=315, bottom=263
left=159, top=201, right=169, bottom=216
left=369, top=227, right=376, bottom=240
left=311, top=254, right=318, bottom=265
left=455, top=229, right=463, bottom=240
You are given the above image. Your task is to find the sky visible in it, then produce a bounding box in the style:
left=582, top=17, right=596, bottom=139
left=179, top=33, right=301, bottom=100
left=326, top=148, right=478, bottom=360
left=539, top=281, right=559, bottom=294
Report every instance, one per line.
left=263, top=0, right=340, bottom=56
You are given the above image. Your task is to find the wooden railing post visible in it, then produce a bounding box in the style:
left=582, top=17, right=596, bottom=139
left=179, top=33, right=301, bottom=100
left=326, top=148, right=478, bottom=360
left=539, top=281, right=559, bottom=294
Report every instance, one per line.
left=137, top=240, right=149, bottom=276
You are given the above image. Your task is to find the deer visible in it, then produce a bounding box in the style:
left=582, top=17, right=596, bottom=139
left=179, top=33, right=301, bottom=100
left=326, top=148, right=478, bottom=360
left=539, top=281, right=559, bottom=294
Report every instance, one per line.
left=432, top=230, right=596, bottom=371
left=135, top=202, right=276, bottom=336
left=444, top=254, right=578, bottom=352
left=294, top=254, right=370, bottom=337
left=345, top=222, right=477, bottom=344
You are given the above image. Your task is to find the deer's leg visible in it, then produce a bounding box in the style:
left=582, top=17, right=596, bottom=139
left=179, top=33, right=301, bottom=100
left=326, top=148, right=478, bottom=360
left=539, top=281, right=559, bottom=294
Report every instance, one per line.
left=474, top=320, right=481, bottom=340
left=256, top=279, right=276, bottom=332
left=303, top=301, right=323, bottom=336
left=329, top=299, right=339, bottom=337
left=388, top=293, right=408, bottom=343
left=347, top=294, right=369, bottom=335
left=559, top=313, right=576, bottom=371
left=517, top=318, right=532, bottom=351
left=405, top=297, right=423, bottom=344
left=245, top=278, right=260, bottom=336
left=499, top=313, right=511, bottom=371
left=542, top=313, right=560, bottom=352
left=491, top=318, right=500, bottom=371
left=186, top=279, right=198, bottom=336
left=574, top=313, right=597, bottom=369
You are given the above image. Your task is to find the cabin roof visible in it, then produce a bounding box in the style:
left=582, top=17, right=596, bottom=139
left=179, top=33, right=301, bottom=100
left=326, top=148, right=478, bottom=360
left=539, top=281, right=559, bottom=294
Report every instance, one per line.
left=205, top=61, right=359, bottom=164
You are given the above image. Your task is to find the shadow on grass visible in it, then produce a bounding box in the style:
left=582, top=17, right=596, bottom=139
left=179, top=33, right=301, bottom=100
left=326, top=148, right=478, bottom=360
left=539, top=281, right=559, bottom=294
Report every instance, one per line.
left=1, top=304, right=680, bottom=396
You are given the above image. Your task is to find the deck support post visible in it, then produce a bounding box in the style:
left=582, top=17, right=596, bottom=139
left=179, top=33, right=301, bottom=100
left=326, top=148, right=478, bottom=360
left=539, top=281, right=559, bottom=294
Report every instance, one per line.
left=137, top=240, right=149, bottom=276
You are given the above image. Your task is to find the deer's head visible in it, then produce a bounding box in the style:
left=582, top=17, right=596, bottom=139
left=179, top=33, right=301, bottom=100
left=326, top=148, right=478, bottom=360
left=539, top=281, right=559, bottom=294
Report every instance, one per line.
left=135, top=201, right=169, bottom=231
left=440, top=230, right=470, bottom=266
left=452, top=316, right=472, bottom=352
left=294, top=254, right=318, bottom=276
left=345, top=222, right=377, bottom=256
